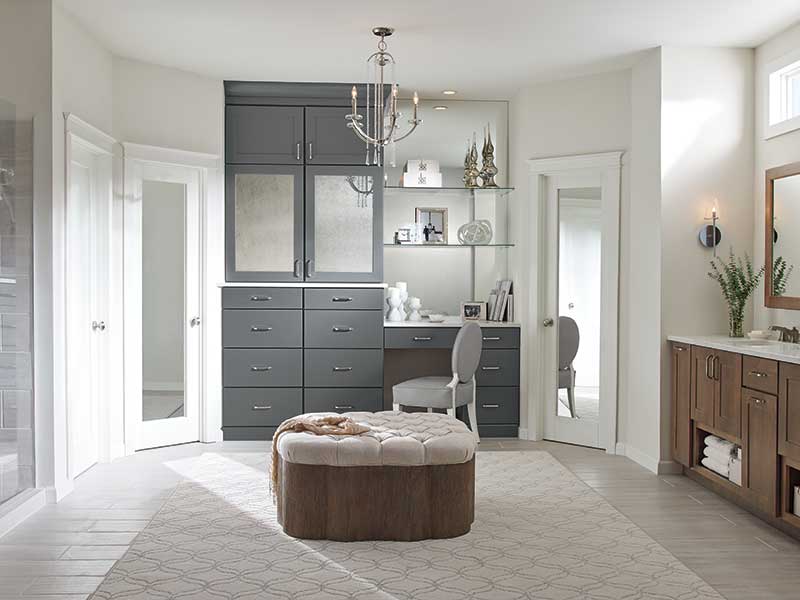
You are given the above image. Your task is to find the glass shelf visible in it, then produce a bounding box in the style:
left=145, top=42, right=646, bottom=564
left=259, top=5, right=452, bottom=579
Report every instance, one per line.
left=384, top=243, right=514, bottom=248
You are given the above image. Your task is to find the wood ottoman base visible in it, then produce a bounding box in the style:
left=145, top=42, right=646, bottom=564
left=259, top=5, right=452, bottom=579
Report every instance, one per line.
left=277, top=456, right=475, bottom=541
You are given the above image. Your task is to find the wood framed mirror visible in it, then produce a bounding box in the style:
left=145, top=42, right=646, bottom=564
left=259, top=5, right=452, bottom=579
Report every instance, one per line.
left=765, top=161, right=800, bottom=309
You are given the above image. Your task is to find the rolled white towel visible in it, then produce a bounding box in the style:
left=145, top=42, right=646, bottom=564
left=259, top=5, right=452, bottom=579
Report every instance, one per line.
left=701, top=456, right=729, bottom=478
left=705, top=435, right=736, bottom=455
left=704, top=445, right=735, bottom=464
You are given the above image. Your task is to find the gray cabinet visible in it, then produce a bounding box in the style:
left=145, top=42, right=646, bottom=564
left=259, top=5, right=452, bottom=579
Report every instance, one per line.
left=226, top=105, right=304, bottom=165
left=305, top=106, right=368, bottom=165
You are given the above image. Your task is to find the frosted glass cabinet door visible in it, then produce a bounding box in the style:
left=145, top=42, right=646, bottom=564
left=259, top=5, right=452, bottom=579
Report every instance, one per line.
left=305, top=166, right=383, bottom=282
left=226, top=165, right=304, bottom=281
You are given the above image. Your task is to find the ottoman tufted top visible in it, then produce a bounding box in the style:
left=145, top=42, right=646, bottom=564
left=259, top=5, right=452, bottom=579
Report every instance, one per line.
left=276, top=411, right=477, bottom=467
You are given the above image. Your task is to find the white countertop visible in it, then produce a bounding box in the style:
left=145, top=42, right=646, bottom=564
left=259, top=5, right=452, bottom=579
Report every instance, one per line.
left=219, top=282, right=388, bottom=289
left=385, top=320, right=521, bottom=328
left=668, top=334, right=800, bottom=365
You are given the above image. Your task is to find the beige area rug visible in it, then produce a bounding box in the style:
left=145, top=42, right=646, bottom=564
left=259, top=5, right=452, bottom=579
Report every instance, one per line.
left=90, top=451, right=722, bottom=600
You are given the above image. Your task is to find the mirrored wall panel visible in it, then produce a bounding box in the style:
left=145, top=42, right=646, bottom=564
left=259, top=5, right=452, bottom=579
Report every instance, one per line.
left=771, top=174, right=800, bottom=298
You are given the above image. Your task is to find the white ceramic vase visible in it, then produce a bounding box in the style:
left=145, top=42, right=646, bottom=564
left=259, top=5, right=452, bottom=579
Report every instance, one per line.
left=386, top=287, right=403, bottom=322
left=408, top=297, right=422, bottom=321
left=396, top=281, right=408, bottom=320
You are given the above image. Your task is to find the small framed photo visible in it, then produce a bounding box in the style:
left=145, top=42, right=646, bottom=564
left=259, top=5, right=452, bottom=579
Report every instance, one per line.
left=394, top=228, right=412, bottom=244
left=461, top=301, right=486, bottom=321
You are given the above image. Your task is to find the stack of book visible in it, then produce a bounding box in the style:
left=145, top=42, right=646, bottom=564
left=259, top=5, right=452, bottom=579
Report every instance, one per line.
left=487, top=280, right=514, bottom=322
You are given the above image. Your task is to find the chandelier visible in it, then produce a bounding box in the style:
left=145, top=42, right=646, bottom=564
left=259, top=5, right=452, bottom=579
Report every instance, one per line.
left=347, top=27, right=422, bottom=165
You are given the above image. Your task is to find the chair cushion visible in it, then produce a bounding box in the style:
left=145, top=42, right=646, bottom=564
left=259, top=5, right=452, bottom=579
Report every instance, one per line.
left=276, top=411, right=476, bottom=467
left=392, top=376, right=474, bottom=410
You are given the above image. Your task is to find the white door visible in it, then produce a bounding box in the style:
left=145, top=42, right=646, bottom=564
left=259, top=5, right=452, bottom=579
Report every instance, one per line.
left=542, top=171, right=618, bottom=449
left=124, top=159, right=201, bottom=450
left=66, top=141, right=112, bottom=477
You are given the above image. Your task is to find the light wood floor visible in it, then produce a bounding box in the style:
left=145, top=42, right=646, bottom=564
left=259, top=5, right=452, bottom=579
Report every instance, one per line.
left=0, top=439, right=799, bottom=599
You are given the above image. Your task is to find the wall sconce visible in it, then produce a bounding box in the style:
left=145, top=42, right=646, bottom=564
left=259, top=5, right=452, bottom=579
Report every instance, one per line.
left=698, top=201, right=722, bottom=256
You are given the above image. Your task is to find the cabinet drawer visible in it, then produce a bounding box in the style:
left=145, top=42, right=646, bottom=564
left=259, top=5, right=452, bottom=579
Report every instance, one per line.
left=385, top=327, right=458, bottom=349
left=223, top=349, right=302, bottom=387
left=479, top=328, right=520, bottom=349
left=304, top=388, right=383, bottom=413
left=743, top=355, right=778, bottom=396
left=222, top=426, right=277, bottom=441
left=476, top=350, right=520, bottom=387
left=223, top=388, right=302, bottom=426
left=303, top=288, right=384, bottom=310
left=476, top=387, right=520, bottom=424
left=304, top=310, right=383, bottom=348
left=223, top=310, right=302, bottom=348
left=222, top=287, right=302, bottom=309
left=304, top=349, right=383, bottom=387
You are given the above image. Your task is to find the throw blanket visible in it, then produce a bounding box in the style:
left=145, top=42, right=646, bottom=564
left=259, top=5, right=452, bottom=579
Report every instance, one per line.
left=270, top=415, right=370, bottom=500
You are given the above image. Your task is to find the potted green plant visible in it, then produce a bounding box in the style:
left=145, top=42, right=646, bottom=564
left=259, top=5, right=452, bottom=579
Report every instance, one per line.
left=707, top=250, right=764, bottom=338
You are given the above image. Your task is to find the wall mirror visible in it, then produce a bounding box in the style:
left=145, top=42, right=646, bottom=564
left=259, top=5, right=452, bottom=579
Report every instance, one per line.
left=766, top=161, right=800, bottom=309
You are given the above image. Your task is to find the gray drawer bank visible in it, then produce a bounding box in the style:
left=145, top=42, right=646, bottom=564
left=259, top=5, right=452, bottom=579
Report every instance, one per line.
left=222, top=286, right=384, bottom=440
left=385, top=325, right=521, bottom=438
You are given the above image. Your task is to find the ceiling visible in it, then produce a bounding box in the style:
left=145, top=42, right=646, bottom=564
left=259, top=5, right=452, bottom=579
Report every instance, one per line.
left=58, top=0, right=800, bottom=99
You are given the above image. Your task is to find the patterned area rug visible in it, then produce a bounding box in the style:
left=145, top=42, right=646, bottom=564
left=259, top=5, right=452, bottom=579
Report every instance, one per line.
left=91, top=451, right=722, bottom=600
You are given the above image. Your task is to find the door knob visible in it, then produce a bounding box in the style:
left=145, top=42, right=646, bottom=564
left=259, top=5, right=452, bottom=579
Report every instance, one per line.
left=92, top=320, right=106, bottom=332
left=190, top=316, right=201, bottom=327
left=543, top=318, right=554, bottom=327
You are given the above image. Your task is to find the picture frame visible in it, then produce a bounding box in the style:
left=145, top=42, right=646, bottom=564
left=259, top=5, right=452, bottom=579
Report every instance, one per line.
left=415, top=207, right=448, bottom=244
left=395, top=227, right=412, bottom=244
left=461, top=301, right=486, bottom=321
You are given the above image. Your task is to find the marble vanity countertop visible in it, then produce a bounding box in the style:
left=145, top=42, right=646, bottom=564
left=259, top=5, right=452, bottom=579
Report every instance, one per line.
left=385, top=320, right=521, bottom=328
left=219, top=282, right=389, bottom=289
left=667, top=334, right=800, bottom=365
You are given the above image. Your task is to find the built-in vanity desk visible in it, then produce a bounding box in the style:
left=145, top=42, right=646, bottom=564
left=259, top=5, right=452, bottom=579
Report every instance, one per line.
left=668, top=335, right=800, bottom=538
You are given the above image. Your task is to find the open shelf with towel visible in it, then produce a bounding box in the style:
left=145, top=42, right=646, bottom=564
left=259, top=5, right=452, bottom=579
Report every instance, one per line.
left=692, top=424, right=743, bottom=491
left=781, top=457, right=800, bottom=528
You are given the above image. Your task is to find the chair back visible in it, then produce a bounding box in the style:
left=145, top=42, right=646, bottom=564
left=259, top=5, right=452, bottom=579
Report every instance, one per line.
left=452, top=321, right=483, bottom=382
left=559, top=316, right=580, bottom=370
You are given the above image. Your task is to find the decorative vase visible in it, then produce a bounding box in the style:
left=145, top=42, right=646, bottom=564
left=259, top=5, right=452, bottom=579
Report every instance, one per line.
left=728, top=306, right=745, bottom=338
left=386, top=287, right=403, bottom=322
left=396, top=281, right=408, bottom=320
left=479, top=124, right=499, bottom=188
left=408, top=297, right=422, bottom=321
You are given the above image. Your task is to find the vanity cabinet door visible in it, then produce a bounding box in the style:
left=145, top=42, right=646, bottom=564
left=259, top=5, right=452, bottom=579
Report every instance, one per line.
left=691, top=346, right=715, bottom=429
left=226, top=105, right=304, bottom=165
left=742, top=389, right=778, bottom=515
left=304, top=166, right=383, bottom=282
left=226, top=165, right=304, bottom=282
left=714, top=349, right=742, bottom=441
left=778, top=362, right=800, bottom=462
left=305, top=106, right=369, bottom=165
left=671, top=343, right=691, bottom=467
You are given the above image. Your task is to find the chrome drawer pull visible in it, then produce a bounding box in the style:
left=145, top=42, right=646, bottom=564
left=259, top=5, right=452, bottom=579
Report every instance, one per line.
left=333, top=366, right=353, bottom=372
left=482, top=404, right=500, bottom=408
left=754, top=398, right=765, bottom=405
left=332, top=297, right=353, bottom=302
left=250, top=366, right=272, bottom=372
left=483, top=336, right=501, bottom=341
left=481, top=366, right=501, bottom=371
left=748, top=370, right=768, bottom=378
left=334, top=405, right=354, bottom=410
left=249, top=295, right=272, bottom=302
left=252, top=405, right=272, bottom=411
left=251, top=326, right=273, bottom=332
left=332, top=327, right=354, bottom=333
left=675, top=346, right=686, bottom=352
left=413, top=336, right=432, bottom=341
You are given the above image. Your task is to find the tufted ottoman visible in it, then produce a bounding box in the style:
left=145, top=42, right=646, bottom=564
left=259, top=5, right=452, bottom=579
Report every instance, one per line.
left=275, top=411, right=476, bottom=541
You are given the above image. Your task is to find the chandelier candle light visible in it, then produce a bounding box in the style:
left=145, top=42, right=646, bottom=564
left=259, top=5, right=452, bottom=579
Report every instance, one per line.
left=347, top=27, right=422, bottom=166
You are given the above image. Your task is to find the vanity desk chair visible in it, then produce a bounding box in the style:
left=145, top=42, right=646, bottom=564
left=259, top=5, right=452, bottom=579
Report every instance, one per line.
left=391, top=322, right=483, bottom=442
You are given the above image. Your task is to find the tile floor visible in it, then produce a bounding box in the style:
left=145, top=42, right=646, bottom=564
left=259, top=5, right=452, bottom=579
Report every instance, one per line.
left=0, top=439, right=798, bottom=599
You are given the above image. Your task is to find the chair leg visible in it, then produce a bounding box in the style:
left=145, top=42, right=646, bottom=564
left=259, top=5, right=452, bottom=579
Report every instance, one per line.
left=427, top=407, right=433, bottom=413
left=467, top=401, right=480, bottom=444
left=446, top=408, right=455, bottom=417
left=567, top=386, right=576, bottom=418
left=392, top=403, right=400, bottom=412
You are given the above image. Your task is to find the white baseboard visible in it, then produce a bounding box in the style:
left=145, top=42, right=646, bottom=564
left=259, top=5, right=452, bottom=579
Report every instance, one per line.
left=615, top=442, right=660, bottom=474
left=0, top=488, right=45, bottom=538
left=518, top=427, right=529, bottom=440
left=45, top=478, right=74, bottom=504
left=143, top=381, right=184, bottom=393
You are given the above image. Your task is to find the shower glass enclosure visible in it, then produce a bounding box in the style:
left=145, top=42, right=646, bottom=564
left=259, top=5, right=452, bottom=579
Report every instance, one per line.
left=0, top=97, right=34, bottom=505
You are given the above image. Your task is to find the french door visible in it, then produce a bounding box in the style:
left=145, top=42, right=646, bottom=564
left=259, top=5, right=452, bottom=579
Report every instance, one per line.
left=124, top=153, right=202, bottom=450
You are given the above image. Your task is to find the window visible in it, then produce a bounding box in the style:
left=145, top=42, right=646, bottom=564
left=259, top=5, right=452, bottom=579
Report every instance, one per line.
left=767, top=51, right=800, bottom=138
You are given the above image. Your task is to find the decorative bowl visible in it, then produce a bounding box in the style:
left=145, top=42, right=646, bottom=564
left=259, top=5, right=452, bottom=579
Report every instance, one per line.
left=427, top=314, right=447, bottom=323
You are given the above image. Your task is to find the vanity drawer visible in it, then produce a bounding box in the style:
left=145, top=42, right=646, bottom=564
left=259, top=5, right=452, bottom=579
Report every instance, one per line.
left=304, top=288, right=384, bottom=310
left=223, top=388, right=303, bottom=426
left=222, top=287, right=302, bottom=309
left=304, top=310, right=383, bottom=348
left=304, top=349, right=383, bottom=387
left=304, top=388, right=383, bottom=413
left=476, top=349, right=520, bottom=387
left=743, top=355, right=778, bottom=395
left=223, top=309, right=302, bottom=348
left=479, top=328, right=520, bottom=349
left=223, top=349, right=302, bottom=387
left=385, top=327, right=459, bottom=349
left=476, top=387, right=520, bottom=424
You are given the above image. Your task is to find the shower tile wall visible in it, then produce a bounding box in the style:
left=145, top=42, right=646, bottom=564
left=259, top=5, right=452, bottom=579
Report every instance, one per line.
left=0, top=115, right=34, bottom=505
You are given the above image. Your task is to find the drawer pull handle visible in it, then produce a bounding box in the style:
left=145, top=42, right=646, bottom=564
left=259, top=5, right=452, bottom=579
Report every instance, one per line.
left=250, top=327, right=273, bottom=333
left=250, top=366, right=272, bottom=372
left=252, top=405, right=272, bottom=411
left=754, top=398, right=765, bottom=405
left=483, top=336, right=501, bottom=341
left=332, top=297, right=353, bottom=303
left=675, top=346, right=686, bottom=352
left=481, top=366, right=501, bottom=371
left=332, top=327, right=354, bottom=333
left=333, top=366, right=353, bottom=372
left=482, top=404, right=500, bottom=409
left=249, top=295, right=273, bottom=302
left=413, top=336, right=432, bottom=341
left=748, top=370, right=768, bottom=378
left=334, top=405, right=354, bottom=410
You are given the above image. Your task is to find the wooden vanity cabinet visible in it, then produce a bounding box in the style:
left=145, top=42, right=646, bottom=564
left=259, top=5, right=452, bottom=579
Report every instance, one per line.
left=742, top=388, right=778, bottom=515
left=778, top=362, right=800, bottom=462
left=690, top=346, right=715, bottom=429
left=671, top=342, right=691, bottom=467
left=690, top=346, right=741, bottom=440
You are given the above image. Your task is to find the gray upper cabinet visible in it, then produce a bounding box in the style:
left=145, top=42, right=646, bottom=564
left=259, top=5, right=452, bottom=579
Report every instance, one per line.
left=305, top=106, right=368, bottom=165
left=226, top=105, right=304, bottom=165
left=225, top=164, right=304, bottom=282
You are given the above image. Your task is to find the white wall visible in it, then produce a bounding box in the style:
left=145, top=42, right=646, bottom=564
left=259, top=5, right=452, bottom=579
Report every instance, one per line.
left=754, top=22, right=800, bottom=330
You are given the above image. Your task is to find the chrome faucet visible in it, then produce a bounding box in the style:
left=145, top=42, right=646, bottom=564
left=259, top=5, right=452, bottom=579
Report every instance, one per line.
left=770, top=325, right=800, bottom=344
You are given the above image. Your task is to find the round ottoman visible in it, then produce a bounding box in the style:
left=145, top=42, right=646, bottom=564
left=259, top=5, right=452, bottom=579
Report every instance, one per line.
left=275, top=411, right=476, bottom=541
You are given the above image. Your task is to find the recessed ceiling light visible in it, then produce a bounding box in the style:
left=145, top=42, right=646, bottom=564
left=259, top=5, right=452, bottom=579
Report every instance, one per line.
left=433, top=105, right=448, bottom=111
left=442, top=90, right=457, bottom=95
